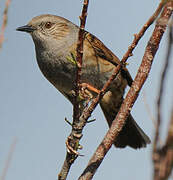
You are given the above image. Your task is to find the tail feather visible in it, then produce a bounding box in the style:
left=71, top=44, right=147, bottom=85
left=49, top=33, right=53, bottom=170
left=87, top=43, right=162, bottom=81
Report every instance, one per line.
left=113, top=114, right=151, bottom=149
left=100, top=90, right=151, bottom=149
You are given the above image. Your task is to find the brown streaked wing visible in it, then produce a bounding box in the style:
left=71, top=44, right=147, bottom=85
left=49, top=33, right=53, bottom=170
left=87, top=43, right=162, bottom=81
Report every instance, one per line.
left=85, top=32, right=133, bottom=86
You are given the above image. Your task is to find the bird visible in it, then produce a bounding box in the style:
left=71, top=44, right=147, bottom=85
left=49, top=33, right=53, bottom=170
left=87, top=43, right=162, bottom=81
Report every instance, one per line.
left=16, top=14, right=151, bottom=149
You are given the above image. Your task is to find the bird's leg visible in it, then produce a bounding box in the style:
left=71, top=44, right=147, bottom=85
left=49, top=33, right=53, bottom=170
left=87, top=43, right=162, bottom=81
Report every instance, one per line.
left=65, top=136, right=80, bottom=156
left=79, top=83, right=100, bottom=107
left=65, top=83, right=100, bottom=156
left=80, top=83, right=100, bottom=96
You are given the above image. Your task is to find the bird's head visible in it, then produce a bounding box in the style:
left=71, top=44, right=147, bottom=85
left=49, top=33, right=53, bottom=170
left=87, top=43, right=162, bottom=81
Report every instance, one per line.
left=16, top=14, right=78, bottom=50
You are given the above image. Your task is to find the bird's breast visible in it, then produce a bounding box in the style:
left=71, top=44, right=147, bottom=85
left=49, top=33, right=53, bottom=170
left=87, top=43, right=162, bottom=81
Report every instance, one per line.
left=35, top=49, right=126, bottom=100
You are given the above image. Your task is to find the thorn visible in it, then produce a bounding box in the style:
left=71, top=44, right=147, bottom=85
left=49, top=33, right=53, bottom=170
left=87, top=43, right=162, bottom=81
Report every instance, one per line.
left=65, top=118, right=72, bottom=126
left=87, top=119, right=96, bottom=123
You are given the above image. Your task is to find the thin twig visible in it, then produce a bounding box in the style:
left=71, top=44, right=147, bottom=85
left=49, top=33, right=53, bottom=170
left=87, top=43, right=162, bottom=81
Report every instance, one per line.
left=121, top=0, right=166, bottom=63
left=0, top=138, right=17, bottom=180
left=58, top=1, right=89, bottom=180
left=79, top=2, right=173, bottom=180
left=0, top=0, right=11, bottom=49
left=73, top=0, right=89, bottom=125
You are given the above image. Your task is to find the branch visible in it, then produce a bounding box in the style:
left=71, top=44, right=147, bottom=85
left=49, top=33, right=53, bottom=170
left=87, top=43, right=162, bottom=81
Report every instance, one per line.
left=152, top=10, right=173, bottom=180
left=121, top=0, right=166, bottom=62
left=0, top=0, right=11, bottom=49
left=79, top=2, right=173, bottom=180
left=73, top=0, right=89, bottom=122
left=58, top=1, right=89, bottom=180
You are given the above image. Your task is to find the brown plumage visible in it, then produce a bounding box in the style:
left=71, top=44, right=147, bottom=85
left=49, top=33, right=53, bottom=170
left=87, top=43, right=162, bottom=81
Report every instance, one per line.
left=16, top=14, right=151, bottom=149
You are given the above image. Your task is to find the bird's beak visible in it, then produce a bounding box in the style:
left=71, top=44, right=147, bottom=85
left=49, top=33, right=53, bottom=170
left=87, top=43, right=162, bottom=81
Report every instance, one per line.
left=16, top=25, right=36, bottom=33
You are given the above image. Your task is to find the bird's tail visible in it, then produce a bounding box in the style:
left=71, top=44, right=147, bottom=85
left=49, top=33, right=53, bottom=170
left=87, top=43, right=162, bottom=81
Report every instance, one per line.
left=100, top=90, right=151, bottom=149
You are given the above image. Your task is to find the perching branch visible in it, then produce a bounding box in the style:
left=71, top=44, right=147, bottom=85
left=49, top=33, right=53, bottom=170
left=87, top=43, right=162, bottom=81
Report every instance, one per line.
left=79, top=2, right=173, bottom=180
left=0, top=0, right=11, bottom=49
left=58, top=1, right=89, bottom=180
left=73, top=0, right=89, bottom=124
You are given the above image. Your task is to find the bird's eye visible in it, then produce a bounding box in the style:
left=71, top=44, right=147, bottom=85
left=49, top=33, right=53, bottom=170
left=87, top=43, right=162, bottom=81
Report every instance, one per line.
left=45, top=22, right=53, bottom=29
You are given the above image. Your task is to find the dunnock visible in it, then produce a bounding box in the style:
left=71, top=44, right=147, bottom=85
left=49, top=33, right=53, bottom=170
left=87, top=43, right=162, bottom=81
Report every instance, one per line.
left=17, top=14, right=150, bottom=149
